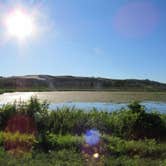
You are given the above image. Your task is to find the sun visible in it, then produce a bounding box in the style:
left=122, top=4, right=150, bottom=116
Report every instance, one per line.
left=5, top=9, right=35, bottom=40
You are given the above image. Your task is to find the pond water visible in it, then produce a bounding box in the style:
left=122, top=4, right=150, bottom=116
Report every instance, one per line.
left=0, top=92, right=166, bottom=113
left=49, top=102, right=166, bottom=113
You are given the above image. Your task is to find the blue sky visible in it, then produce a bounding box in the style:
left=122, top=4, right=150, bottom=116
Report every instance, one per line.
left=0, top=0, right=166, bottom=83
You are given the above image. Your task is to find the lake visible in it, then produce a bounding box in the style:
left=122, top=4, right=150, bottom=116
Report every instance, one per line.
left=0, top=91, right=166, bottom=113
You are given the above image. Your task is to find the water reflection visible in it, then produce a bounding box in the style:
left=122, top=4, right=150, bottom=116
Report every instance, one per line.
left=50, top=102, right=166, bottom=114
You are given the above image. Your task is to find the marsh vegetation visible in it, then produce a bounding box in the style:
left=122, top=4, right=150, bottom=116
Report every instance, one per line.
left=0, top=97, right=166, bottom=165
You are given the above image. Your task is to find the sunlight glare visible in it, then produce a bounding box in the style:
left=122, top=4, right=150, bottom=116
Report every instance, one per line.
left=5, top=9, right=35, bottom=40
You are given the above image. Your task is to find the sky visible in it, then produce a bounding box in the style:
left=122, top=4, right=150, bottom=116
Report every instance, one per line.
left=0, top=0, right=166, bottom=83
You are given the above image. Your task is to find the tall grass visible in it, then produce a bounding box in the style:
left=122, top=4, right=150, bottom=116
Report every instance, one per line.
left=0, top=97, right=166, bottom=139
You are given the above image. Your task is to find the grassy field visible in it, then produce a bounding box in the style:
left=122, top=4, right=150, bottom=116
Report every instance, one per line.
left=0, top=98, right=166, bottom=165
left=0, top=138, right=166, bottom=166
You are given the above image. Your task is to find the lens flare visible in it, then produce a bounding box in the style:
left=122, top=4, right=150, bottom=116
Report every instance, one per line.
left=82, top=130, right=106, bottom=165
left=84, top=129, right=100, bottom=146
left=93, top=153, right=99, bottom=159
left=113, top=2, right=159, bottom=37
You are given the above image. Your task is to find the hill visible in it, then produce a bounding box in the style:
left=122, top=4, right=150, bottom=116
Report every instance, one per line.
left=0, top=75, right=166, bottom=92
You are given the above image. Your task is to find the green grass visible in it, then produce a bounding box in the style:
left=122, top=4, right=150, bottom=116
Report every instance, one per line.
left=1, top=136, right=166, bottom=165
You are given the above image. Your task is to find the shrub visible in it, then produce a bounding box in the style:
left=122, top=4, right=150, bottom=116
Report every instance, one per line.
left=132, top=112, right=165, bottom=139
left=104, top=135, right=164, bottom=158
left=48, top=107, right=112, bottom=135
left=128, top=101, right=145, bottom=114
left=0, top=104, right=17, bottom=130
left=109, top=109, right=139, bottom=139
left=2, top=131, right=37, bottom=157
left=109, top=102, right=165, bottom=139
